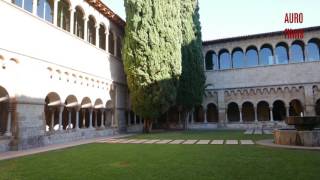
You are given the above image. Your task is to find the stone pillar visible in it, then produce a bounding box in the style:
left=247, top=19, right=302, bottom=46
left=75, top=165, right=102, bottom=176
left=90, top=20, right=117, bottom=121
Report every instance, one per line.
left=69, top=8, right=74, bottom=34
left=51, top=110, right=55, bottom=131
left=68, top=109, right=72, bottom=129
left=53, top=0, right=59, bottom=25
left=128, top=111, right=131, bottom=126
left=225, top=108, right=228, bottom=123
left=83, top=17, right=88, bottom=41
left=101, top=109, right=105, bottom=128
left=134, top=114, right=137, bottom=125
left=105, top=30, right=109, bottom=51
left=89, top=109, right=93, bottom=129
left=59, top=106, right=63, bottom=131
left=286, top=106, right=290, bottom=117
left=270, top=106, right=274, bottom=122
left=178, top=111, right=181, bottom=125
left=304, top=85, right=316, bottom=116
left=95, top=25, right=99, bottom=46
left=75, top=109, right=79, bottom=130
left=32, top=0, right=37, bottom=15
left=5, top=103, right=14, bottom=136
left=217, top=90, right=226, bottom=126
left=204, top=109, right=208, bottom=123
left=254, top=106, right=258, bottom=122
left=239, top=108, right=243, bottom=123
left=94, top=110, right=98, bottom=128
left=82, top=109, right=86, bottom=128
left=113, top=32, right=117, bottom=56
left=191, top=109, right=194, bottom=124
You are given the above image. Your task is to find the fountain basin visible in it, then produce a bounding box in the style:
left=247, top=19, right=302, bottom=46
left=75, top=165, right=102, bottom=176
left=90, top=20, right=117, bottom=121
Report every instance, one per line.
left=285, top=116, right=320, bottom=131
left=274, top=129, right=320, bottom=147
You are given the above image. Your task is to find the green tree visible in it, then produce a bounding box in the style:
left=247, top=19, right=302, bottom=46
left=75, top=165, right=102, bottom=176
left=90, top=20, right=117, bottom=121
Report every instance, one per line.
left=177, top=0, right=206, bottom=127
left=123, top=0, right=182, bottom=132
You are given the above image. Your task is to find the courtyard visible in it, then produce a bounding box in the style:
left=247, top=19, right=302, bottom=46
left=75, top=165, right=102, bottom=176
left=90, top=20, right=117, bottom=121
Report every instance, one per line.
left=0, top=130, right=319, bottom=180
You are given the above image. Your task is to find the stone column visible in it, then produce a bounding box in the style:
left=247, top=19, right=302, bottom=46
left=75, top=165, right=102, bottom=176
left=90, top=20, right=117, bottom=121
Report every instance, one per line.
left=94, top=110, right=98, bottom=128
left=191, top=109, right=194, bottom=124
left=105, top=30, right=109, bottom=51
left=254, top=106, right=258, bottom=122
left=100, top=109, right=105, bottom=128
left=225, top=107, right=228, bottom=123
left=239, top=108, right=243, bottom=123
left=270, top=106, right=274, bottom=122
left=286, top=106, right=290, bottom=117
left=82, top=109, right=86, bottom=128
left=83, top=17, right=88, bottom=41
left=68, top=109, right=72, bottom=129
left=89, top=109, right=93, bottom=129
left=304, top=85, right=316, bottom=116
left=5, top=103, right=14, bottom=136
left=75, top=109, right=79, bottom=130
left=134, top=114, right=137, bottom=125
left=178, top=111, right=181, bottom=125
left=59, top=106, right=63, bottom=131
left=128, top=111, right=131, bottom=126
left=113, top=32, right=117, bottom=56
left=32, top=0, right=37, bottom=15
left=95, top=25, right=99, bottom=46
left=51, top=110, right=55, bottom=131
left=53, top=0, right=59, bottom=25
left=69, top=8, right=74, bottom=34
left=204, top=109, right=208, bottom=123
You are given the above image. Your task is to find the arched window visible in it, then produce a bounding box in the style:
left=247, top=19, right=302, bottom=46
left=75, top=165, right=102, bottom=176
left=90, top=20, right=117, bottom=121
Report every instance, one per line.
left=205, top=51, right=217, bottom=70
left=275, top=43, right=289, bottom=64
left=99, top=24, right=106, bottom=50
left=242, top=102, right=255, bottom=122
left=219, top=50, right=231, bottom=70
left=108, top=31, right=115, bottom=55
left=306, top=39, right=320, bottom=61
left=227, top=102, right=240, bottom=122
left=289, top=99, right=303, bottom=116
left=232, top=48, right=244, bottom=68
left=257, top=101, right=270, bottom=121
left=73, top=6, right=84, bottom=39
left=87, top=15, right=96, bottom=45
left=259, top=44, right=273, bottom=65
left=116, top=36, right=122, bottom=58
left=37, top=0, right=54, bottom=23
left=207, top=103, right=218, bottom=122
left=12, top=0, right=33, bottom=13
left=245, top=47, right=258, bottom=67
left=290, top=41, right=304, bottom=63
left=273, top=100, right=286, bottom=121
left=57, top=0, right=70, bottom=31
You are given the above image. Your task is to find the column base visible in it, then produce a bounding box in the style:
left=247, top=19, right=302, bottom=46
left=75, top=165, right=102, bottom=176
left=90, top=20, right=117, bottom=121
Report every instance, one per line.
left=4, top=132, right=12, bottom=137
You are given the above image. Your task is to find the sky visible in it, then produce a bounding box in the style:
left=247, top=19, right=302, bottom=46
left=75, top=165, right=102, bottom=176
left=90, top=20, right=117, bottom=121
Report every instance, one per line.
left=104, top=0, right=320, bottom=41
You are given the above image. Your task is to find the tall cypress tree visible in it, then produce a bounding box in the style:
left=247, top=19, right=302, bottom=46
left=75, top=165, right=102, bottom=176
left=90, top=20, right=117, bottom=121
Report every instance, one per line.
left=177, top=0, right=206, bottom=125
left=123, top=0, right=182, bottom=132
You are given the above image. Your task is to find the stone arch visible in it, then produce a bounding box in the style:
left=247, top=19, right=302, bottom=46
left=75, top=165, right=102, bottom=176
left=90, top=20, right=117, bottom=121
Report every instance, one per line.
left=242, top=101, right=255, bottom=122
left=63, top=95, right=78, bottom=130
left=57, top=0, right=71, bottom=31
left=227, top=102, right=240, bottom=122
left=0, top=86, right=9, bottom=135
left=194, top=105, right=204, bottom=122
left=93, top=99, right=104, bottom=128
left=290, top=40, right=305, bottom=63
left=306, top=38, right=320, bottom=61
left=218, top=49, right=231, bottom=70
left=205, top=50, right=217, bottom=70
left=315, top=99, right=320, bottom=116
left=289, top=99, right=304, bottom=116
left=257, top=101, right=270, bottom=121
left=74, top=6, right=85, bottom=39
left=259, top=44, right=274, bottom=65
left=206, top=103, right=218, bottom=123
left=44, top=92, right=61, bottom=132
left=99, top=23, right=107, bottom=50
left=245, top=45, right=259, bottom=67
left=275, top=42, right=289, bottom=64
left=232, top=47, right=244, bottom=68
left=79, top=97, right=92, bottom=128
left=87, top=15, right=97, bottom=45
left=273, top=100, right=286, bottom=121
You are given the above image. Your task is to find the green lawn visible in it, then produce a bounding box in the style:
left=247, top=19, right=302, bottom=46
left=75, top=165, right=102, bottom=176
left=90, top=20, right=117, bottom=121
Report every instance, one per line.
left=130, top=130, right=273, bottom=141
left=0, top=131, right=319, bottom=180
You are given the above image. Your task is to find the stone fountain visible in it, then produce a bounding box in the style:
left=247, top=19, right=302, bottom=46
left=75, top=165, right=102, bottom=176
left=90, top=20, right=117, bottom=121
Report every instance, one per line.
left=274, top=116, right=320, bottom=147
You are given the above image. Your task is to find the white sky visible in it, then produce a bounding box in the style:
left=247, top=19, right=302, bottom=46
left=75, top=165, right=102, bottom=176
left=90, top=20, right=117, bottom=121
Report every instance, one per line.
left=103, top=0, right=320, bottom=41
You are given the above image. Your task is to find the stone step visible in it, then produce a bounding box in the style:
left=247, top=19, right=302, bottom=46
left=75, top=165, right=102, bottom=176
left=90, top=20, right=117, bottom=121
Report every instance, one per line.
left=182, top=140, right=198, bottom=144
left=210, top=140, right=224, bottom=145
left=225, top=140, right=238, bottom=145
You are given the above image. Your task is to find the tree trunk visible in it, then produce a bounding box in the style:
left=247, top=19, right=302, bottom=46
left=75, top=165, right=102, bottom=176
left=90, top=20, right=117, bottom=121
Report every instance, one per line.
left=143, top=119, right=153, bottom=133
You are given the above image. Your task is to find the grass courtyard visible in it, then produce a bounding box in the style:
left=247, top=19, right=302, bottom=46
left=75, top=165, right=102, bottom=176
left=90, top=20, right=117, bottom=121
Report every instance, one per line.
left=0, top=131, right=320, bottom=180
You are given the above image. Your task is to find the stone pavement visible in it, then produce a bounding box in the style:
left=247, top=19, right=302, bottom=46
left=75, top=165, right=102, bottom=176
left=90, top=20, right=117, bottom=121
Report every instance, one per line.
left=0, top=134, right=132, bottom=161
left=244, top=128, right=273, bottom=135
left=98, top=139, right=255, bottom=145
